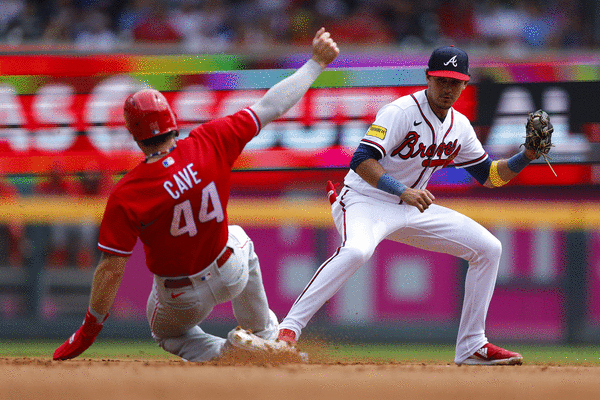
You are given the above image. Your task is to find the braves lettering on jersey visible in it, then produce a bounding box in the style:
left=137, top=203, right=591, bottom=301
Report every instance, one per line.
left=344, top=89, right=487, bottom=202
left=98, top=108, right=261, bottom=277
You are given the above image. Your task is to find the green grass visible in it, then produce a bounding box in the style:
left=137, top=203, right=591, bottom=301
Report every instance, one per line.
left=315, top=343, right=600, bottom=365
left=0, top=339, right=178, bottom=360
left=2, top=340, right=600, bottom=365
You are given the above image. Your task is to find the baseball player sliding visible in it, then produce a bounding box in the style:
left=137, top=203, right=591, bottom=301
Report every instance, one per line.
left=279, top=46, right=553, bottom=365
left=53, top=28, right=339, bottom=362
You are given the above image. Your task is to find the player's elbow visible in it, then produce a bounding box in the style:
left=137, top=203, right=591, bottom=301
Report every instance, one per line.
left=249, top=101, right=285, bottom=127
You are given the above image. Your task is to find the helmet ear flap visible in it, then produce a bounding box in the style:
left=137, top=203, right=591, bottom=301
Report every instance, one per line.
left=124, top=89, right=178, bottom=141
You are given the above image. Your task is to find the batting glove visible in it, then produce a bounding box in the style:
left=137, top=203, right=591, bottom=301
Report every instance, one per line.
left=53, top=308, right=108, bottom=360
left=326, top=180, right=338, bottom=205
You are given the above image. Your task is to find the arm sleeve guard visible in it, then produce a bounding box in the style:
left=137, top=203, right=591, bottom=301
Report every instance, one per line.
left=464, top=157, right=492, bottom=185
left=350, top=143, right=382, bottom=171
left=250, top=59, right=323, bottom=127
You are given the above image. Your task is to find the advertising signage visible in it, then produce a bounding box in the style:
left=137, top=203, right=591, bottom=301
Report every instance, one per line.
left=0, top=54, right=597, bottom=185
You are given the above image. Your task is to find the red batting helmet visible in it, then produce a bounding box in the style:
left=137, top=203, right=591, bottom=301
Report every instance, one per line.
left=123, top=89, right=178, bottom=141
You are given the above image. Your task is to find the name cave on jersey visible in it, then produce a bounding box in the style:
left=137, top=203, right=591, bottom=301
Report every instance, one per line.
left=163, top=162, right=202, bottom=199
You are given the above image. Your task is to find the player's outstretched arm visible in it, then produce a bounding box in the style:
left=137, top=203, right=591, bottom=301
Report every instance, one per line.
left=88, top=253, right=129, bottom=314
left=250, top=28, right=339, bottom=126
left=53, top=253, right=128, bottom=360
left=478, top=109, right=555, bottom=188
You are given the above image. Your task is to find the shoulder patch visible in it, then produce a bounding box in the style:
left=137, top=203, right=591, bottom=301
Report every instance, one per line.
left=366, top=124, right=387, bottom=140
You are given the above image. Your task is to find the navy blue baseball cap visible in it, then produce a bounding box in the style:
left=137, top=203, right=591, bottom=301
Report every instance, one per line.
left=427, top=45, right=470, bottom=81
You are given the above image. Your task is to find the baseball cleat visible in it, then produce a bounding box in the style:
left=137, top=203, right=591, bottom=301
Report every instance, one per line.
left=227, top=326, right=297, bottom=353
left=459, top=343, right=523, bottom=365
left=225, top=326, right=307, bottom=363
left=277, top=328, right=297, bottom=346
left=275, top=329, right=308, bottom=362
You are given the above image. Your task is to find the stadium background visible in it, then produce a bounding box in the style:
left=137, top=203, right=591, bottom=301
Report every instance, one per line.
left=1, top=0, right=600, bottom=348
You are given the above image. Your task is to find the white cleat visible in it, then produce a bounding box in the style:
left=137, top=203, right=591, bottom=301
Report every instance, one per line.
left=227, top=326, right=273, bottom=352
left=226, top=326, right=308, bottom=363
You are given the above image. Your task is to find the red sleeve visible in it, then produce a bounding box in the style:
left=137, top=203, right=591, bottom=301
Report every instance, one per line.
left=97, top=192, right=139, bottom=256
left=189, top=108, right=260, bottom=167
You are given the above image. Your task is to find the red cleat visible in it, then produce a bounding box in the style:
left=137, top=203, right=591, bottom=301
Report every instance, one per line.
left=277, top=329, right=297, bottom=346
left=459, top=343, right=523, bottom=365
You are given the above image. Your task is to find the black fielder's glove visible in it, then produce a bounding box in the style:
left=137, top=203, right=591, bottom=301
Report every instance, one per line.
left=523, top=109, right=556, bottom=176
left=523, top=109, right=554, bottom=158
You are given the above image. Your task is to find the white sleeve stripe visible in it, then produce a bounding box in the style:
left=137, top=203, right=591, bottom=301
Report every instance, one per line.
left=243, top=108, right=261, bottom=136
left=98, top=243, right=133, bottom=255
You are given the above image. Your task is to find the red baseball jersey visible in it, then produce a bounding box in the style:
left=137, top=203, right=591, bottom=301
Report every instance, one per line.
left=98, top=108, right=261, bottom=277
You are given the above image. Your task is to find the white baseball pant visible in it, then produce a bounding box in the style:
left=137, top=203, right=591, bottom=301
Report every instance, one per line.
left=279, top=187, right=501, bottom=364
left=146, top=225, right=279, bottom=362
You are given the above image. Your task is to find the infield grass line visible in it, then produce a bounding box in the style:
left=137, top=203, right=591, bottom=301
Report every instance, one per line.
left=2, top=340, right=600, bottom=365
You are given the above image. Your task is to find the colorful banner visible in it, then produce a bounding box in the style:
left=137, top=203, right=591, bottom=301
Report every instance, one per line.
left=0, top=54, right=598, bottom=185
left=0, top=79, right=475, bottom=175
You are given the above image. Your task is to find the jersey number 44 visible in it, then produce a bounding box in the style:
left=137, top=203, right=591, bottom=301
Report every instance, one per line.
left=169, top=181, right=224, bottom=237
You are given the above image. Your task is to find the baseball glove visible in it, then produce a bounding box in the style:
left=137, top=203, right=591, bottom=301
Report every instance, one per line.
left=523, top=109, right=556, bottom=176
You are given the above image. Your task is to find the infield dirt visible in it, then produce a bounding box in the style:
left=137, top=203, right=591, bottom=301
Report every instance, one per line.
left=1, top=356, right=598, bottom=400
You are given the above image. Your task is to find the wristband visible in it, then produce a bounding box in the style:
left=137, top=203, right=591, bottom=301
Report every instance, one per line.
left=88, top=307, right=108, bottom=323
left=489, top=161, right=510, bottom=187
left=377, top=173, right=407, bottom=197
left=506, top=150, right=532, bottom=173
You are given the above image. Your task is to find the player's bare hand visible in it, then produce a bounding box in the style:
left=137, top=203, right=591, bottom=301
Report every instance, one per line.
left=400, top=188, right=435, bottom=213
left=311, top=27, right=339, bottom=68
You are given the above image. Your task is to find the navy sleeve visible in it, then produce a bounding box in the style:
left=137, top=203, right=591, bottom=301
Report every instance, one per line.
left=464, top=157, right=493, bottom=185
left=350, top=143, right=382, bottom=171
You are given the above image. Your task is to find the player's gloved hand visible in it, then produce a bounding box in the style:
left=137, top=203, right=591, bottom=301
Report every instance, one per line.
left=400, top=188, right=435, bottom=213
left=523, top=109, right=556, bottom=176
left=53, top=308, right=108, bottom=360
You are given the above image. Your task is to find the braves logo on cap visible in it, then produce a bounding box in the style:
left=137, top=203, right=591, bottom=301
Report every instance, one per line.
left=443, top=56, right=458, bottom=67
left=427, top=46, right=470, bottom=81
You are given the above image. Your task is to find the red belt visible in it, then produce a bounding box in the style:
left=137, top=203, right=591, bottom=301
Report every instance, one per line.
left=164, top=247, right=233, bottom=289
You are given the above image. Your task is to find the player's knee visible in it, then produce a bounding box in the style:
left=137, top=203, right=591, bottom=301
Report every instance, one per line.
left=467, top=234, right=502, bottom=267
left=478, top=236, right=502, bottom=268
left=340, top=246, right=372, bottom=267
left=156, top=336, right=181, bottom=356
left=487, top=236, right=502, bottom=261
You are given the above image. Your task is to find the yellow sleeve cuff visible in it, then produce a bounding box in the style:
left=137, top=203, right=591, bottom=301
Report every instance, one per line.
left=489, top=161, right=510, bottom=187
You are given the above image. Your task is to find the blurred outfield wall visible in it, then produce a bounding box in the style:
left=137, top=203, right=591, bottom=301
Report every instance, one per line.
left=0, top=52, right=599, bottom=343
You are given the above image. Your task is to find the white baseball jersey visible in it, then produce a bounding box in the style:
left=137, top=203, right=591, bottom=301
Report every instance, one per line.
left=280, top=86, right=510, bottom=365
left=344, top=89, right=488, bottom=202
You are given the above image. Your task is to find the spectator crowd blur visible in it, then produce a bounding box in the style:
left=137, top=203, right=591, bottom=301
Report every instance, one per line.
left=0, top=161, right=113, bottom=270
left=0, top=0, right=596, bottom=52
left=32, top=161, right=114, bottom=269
